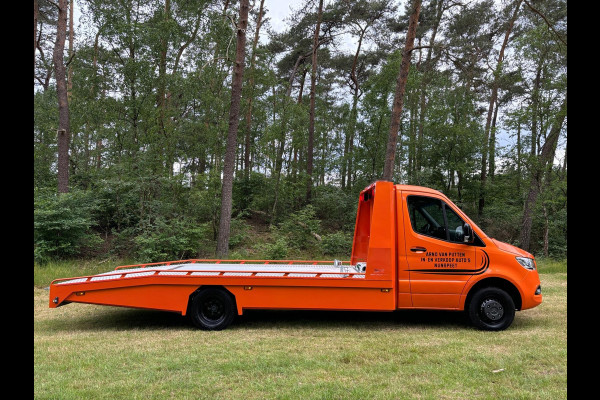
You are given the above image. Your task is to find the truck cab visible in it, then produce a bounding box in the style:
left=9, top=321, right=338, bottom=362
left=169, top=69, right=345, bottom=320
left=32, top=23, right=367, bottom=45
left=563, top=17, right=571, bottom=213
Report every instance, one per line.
left=353, top=181, right=542, bottom=330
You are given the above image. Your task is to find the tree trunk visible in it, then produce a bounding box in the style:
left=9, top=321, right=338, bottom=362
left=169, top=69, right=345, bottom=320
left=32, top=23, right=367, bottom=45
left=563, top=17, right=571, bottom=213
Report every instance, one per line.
left=488, top=97, right=499, bottom=180
left=516, top=122, right=521, bottom=192
left=292, top=67, right=307, bottom=182
left=519, top=95, right=566, bottom=252
left=67, top=0, right=74, bottom=101
left=306, top=0, right=324, bottom=202
left=478, top=0, right=522, bottom=217
left=272, top=57, right=306, bottom=221
left=382, top=0, right=421, bottom=181
left=346, top=90, right=358, bottom=190
left=416, top=0, right=445, bottom=183
left=157, top=0, right=171, bottom=175
left=34, top=0, right=38, bottom=75
left=53, top=0, right=70, bottom=194
left=561, top=140, right=567, bottom=178
left=243, top=0, right=265, bottom=180
left=216, top=0, right=249, bottom=258
left=93, top=29, right=104, bottom=170
left=407, top=96, right=416, bottom=181
left=530, top=64, right=542, bottom=156
left=345, top=24, right=368, bottom=191
left=542, top=204, right=549, bottom=257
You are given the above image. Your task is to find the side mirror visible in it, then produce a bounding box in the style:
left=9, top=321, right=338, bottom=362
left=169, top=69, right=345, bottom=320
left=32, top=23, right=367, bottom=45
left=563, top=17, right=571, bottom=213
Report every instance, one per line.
left=463, top=223, right=474, bottom=244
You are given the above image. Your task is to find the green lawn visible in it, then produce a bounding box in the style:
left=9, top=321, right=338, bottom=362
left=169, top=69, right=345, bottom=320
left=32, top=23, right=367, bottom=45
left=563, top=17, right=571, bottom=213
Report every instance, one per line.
left=34, top=259, right=566, bottom=399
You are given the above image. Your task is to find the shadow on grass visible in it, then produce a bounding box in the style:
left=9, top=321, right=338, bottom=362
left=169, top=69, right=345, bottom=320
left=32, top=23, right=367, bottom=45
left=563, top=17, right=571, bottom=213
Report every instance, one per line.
left=43, top=306, right=192, bottom=332
left=44, top=306, right=473, bottom=332
left=237, top=309, right=469, bottom=331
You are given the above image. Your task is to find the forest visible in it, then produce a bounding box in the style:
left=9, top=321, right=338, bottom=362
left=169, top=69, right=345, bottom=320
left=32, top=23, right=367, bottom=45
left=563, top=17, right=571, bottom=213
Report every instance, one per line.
left=33, top=0, right=567, bottom=264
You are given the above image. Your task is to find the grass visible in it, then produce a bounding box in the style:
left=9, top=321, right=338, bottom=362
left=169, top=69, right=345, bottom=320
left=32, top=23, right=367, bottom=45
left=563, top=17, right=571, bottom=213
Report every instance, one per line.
left=34, top=259, right=566, bottom=399
left=34, top=258, right=135, bottom=288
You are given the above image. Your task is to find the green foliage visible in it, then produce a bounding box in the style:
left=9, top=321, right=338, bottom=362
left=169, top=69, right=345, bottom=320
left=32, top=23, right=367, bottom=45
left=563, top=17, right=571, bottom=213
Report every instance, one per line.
left=311, top=185, right=357, bottom=231
left=92, top=178, right=141, bottom=234
left=320, top=231, right=353, bottom=257
left=33, top=0, right=567, bottom=262
left=277, top=205, right=322, bottom=251
left=34, top=189, right=103, bottom=263
left=33, top=89, right=59, bottom=190
left=228, top=215, right=251, bottom=249
left=129, top=217, right=206, bottom=263
left=233, top=173, right=271, bottom=213
left=252, top=236, right=289, bottom=260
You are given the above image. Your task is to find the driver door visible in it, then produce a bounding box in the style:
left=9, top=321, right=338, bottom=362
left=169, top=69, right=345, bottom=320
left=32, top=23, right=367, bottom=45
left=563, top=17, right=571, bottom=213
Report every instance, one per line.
left=401, top=192, right=477, bottom=309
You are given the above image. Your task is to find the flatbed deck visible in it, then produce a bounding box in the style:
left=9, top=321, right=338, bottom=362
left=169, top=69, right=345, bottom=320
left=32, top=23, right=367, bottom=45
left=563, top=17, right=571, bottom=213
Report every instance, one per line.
left=48, top=259, right=394, bottom=318
left=53, top=260, right=366, bottom=286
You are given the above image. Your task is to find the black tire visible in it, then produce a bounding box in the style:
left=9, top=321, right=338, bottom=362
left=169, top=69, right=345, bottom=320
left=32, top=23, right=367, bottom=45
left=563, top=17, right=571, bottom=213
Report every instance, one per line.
left=467, top=287, right=515, bottom=331
left=188, top=288, right=236, bottom=330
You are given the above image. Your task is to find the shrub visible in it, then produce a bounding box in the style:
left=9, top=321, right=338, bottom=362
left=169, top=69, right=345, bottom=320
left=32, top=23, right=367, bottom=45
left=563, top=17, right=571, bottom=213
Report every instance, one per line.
left=321, top=231, right=353, bottom=256
left=228, top=214, right=250, bottom=249
left=277, top=205, right=321, bottom=250
left=311, top=185, right=357, bottom=230
left=34, top=189, right=103, bottom=263
left=130, top=217, right=209, bottom=263
left=253, top=236, right=289, bottom=259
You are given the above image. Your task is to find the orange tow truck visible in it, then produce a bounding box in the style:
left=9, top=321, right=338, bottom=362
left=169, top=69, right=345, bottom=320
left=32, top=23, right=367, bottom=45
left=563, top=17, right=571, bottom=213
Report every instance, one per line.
left=49, top=181, right=542, bottom=331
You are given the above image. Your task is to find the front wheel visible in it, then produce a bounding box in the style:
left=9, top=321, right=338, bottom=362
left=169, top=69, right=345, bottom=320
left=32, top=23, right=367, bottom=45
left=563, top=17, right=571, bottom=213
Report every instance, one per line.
left=188, top=288, right=236, bottom=330
left=467, top=287, right=515, bottom=331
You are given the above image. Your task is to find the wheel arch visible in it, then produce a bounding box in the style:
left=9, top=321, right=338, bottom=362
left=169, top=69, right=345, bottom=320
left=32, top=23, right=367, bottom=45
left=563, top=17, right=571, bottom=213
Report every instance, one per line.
left=464, top=277, right=522, bottom=311
left=185, top=285, right=239, bottom=316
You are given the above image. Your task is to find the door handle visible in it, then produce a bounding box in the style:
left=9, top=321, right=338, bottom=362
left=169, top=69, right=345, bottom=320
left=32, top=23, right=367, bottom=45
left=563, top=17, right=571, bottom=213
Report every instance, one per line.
left=410, top=247, right=427, bottom=253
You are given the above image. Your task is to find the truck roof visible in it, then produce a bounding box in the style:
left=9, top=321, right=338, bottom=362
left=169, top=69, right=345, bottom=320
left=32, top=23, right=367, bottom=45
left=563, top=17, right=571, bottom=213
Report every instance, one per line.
left=393, top=184, right=444, bottom=196
left=360, top=181, right=446, bottom=200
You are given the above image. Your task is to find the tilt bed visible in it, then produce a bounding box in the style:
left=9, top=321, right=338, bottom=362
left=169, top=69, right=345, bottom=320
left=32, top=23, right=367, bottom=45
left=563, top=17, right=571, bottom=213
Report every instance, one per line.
left=49, top=181, right=542, bottom=331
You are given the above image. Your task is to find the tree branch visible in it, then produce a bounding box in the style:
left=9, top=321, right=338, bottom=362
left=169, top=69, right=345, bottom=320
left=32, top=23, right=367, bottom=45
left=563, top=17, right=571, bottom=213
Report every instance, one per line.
left=65, top=50, right=76, bottom=67
left=409, top=45, right=433, bottom=52
left=46, top=0, right=60, bottom=9
left=523, top=0, right=567, bottom=47
left=35, top=75, right=47, bottom=87
left=173, top=14, right=202, bottom=74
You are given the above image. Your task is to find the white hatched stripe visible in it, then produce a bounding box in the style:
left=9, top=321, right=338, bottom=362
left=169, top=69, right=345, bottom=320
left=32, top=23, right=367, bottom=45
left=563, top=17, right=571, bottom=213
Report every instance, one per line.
left=56, top=264, right=368, bottom=285
left=158, top=271, right=187, bottom=276
left=124, top=271, right=155, bottom=278
left=167, top=263, right=353, bottom=273
left=56, top=278, right=87, bottom=285
left=190, top=271, right=220, bottom=276
left=90, top=274, right=122, bottom=281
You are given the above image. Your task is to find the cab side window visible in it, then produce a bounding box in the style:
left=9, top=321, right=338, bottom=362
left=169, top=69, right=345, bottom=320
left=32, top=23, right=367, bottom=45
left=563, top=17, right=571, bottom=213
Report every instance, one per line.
left=407, top=196, right=447, bottom=240
left=407, top=195, right=467, bottom=243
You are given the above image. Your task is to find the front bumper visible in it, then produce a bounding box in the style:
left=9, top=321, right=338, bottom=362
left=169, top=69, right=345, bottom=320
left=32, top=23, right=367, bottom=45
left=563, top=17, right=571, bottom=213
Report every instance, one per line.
left=519, top=271, right=543, bottom=310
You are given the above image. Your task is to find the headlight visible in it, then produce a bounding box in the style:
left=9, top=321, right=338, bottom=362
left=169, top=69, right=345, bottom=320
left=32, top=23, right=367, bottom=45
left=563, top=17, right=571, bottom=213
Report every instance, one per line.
left=516, top=257, right=536, bottom=270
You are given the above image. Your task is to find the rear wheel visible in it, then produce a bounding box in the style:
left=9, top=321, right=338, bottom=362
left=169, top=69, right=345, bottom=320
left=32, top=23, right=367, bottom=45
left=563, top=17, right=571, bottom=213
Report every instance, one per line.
left=467, top=287, right=515, bottom=331
left=188, top=288, right=236, bottom=330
